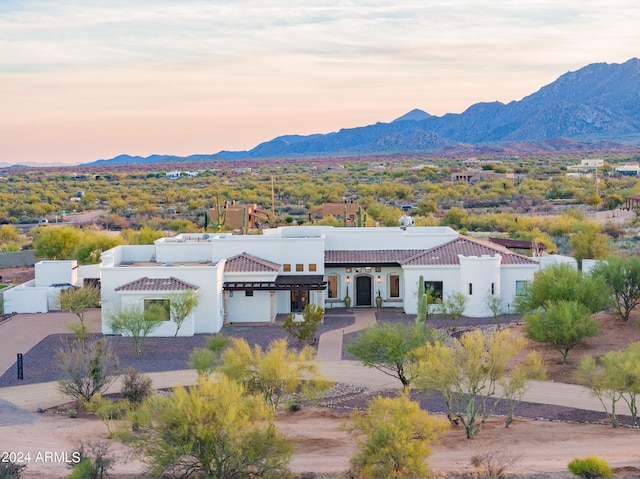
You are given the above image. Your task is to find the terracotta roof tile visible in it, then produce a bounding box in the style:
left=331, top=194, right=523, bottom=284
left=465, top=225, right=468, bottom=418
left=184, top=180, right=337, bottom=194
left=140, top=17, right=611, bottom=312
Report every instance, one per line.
left=325, top=250, right=423, bottom=264
left=224, top=252, right=281, bottom=273
left=401, top=236, right=538, bottom=266
left=115, top=276, right=199, bottom=292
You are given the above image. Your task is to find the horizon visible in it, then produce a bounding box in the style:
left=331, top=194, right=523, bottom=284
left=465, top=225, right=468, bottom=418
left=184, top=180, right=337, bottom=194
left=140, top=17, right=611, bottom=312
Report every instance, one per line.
left=1, top=1, right=639, bottom=165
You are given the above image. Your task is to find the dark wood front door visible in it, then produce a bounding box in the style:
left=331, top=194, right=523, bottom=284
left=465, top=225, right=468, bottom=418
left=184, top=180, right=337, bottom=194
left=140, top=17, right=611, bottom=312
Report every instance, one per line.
left=356, top=276, right=372, bottom=306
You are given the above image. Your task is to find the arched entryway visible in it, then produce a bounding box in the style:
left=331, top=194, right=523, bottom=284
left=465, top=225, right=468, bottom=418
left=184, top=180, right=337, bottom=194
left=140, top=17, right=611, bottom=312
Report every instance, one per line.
left=355, top=275, right=372, bottom=306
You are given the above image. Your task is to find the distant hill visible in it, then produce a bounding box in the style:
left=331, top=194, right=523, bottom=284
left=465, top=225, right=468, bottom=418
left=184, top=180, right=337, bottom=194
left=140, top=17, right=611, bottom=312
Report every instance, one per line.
left=86, top=58, right=640, bottom=166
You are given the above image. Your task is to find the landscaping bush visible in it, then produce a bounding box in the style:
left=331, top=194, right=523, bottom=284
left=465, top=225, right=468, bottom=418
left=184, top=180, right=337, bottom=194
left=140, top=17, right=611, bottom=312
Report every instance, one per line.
left=568, top=456, right=613, bottom=479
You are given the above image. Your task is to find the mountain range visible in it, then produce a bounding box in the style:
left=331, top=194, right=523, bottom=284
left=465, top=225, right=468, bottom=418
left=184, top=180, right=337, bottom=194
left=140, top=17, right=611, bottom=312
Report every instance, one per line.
left=87, top=58, right=640, bottom=166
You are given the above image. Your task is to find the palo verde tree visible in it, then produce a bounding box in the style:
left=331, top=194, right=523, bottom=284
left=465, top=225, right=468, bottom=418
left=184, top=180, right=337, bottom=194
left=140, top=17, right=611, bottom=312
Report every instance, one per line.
left=58, top=285, right=101, bottom=344
left=413, top=328, right=545, bottom=439
left=347, top=391, right=448, bottom=479
left=346, top=322, right=445, bottom=391
left=132, top=375, right=293, bottom=479
left=107, top=303, right=165, bottom=357
left=513, top=263, right=611, bottom=315
left=33, top=225, right=82, bottom=260
left=578, top=342, right=640, bottom=427
left=167, top=290, right=200, bottom=336
left=590, top=255, right=640, bottom=322
left=523, top=300, right=600, bottom=364
left=569, top=221, right=611, bottom=270
left=218, top=338, right=331, bottom=410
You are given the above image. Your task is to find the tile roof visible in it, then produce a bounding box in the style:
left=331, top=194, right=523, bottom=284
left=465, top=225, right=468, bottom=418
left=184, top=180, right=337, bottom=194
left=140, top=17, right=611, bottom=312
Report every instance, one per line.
left=325, top=250, right=423, bottom=264
left=115, top=276, right=199, bottom=292
left=224, top=252, right=281, bottom=273
left=401, top=236, right=539, bottom=266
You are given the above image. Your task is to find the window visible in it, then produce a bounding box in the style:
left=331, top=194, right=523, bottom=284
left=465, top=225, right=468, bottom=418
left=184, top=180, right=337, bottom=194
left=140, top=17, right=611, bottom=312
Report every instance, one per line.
left=468, top=283, right=473, bottom=295
left=283, top=264, right=291, bottom=272
left=245, top=290, right=254, bottom=297
left=309, top=263, right=317, bottom=272
left=327, top=275, right=338, bottom=299
left=144, top=299, right=170, bottom=321
left=296, top=263, right=304, bottom=272
left=389, top=274, right=400, bottom=298
left=424, top=281, right=443, bottom=300
left=516, top=280, right=528, bottom=296
left=491, top=282, right=495, bottom=295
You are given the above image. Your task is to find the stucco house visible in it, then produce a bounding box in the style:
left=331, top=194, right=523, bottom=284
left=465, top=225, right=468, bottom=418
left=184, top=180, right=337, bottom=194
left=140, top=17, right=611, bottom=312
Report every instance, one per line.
left=98, top=226, right=539, bottom=336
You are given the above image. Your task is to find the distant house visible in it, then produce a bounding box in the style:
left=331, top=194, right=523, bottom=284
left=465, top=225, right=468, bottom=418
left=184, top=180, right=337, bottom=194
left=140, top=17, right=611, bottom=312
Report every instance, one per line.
left=615, top=163, right=640, bottom=176
left=208, top=202, right=271, bottom=231
left=166, top=170, right=181, bottom=180
left=567, top=159, right=605, bottom=170
left=451, top=170, right=514, bottom=183
left=307, top=202, right=362, bottom=226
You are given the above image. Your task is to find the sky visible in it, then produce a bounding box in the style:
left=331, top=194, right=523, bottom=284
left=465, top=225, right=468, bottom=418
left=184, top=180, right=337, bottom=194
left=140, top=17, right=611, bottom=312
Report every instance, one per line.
left=1, top=1, right=639, bottom=165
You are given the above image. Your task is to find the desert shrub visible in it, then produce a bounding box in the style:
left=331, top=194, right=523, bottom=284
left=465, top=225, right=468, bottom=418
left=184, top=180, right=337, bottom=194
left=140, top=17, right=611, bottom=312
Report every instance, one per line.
left=120, top=368, right=153, bottom=404
left=56, top=339, right=120, bottom=402
left=568, top=456, right=613, bottom=479
left=0, top=461, right=26, bottom=479
left=68, top=440, right=116, bottom=479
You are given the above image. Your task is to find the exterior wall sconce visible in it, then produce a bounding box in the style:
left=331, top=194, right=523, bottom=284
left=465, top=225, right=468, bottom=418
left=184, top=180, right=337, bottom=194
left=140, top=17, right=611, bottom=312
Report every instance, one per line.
left=346, top=276, right=351, bottom=284
left=377, top=275, right=381, bottom=283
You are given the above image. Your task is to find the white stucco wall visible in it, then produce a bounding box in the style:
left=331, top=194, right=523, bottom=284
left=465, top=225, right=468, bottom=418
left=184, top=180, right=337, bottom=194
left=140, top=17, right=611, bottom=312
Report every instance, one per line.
left=227, top=290, right=271, bottom=323
left=34, top=260, right=77, bottom=287
left=402, top=266, right=460, bottom=314
left=3, top=281, right=49, bottom=313
left=458, top=255, right=501, bottom=317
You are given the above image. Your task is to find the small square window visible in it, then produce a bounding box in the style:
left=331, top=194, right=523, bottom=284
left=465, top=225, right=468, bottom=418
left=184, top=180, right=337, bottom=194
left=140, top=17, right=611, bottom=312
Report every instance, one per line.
left=296, top=264, right=304, bottom=272
left=283, top=264, right=291, bottom=272
left=245, top=290, right=254, bottom=297
left=309, top=263, right=317, bottom=272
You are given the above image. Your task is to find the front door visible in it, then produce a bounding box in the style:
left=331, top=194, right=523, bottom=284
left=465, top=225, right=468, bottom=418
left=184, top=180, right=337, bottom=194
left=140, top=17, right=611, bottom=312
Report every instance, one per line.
left=356, top=276, right=372, bottom=306
left=291, top=289, right=309, bottom=312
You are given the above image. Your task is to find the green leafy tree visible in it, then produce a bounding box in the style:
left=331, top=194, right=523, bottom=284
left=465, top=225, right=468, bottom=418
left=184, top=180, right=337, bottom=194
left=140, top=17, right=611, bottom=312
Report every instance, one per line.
left=219, top=338, right=331, bottom=410
left=569, top=222, right=611, bottom=270
left=33, top=225, right=82, bottom=260
left=523, top=300, right=600, bottom=364
left=437, top=291, right=469, bottom=331
left=132, top=375, right=293, bottom=479
left=414, top=328, right=544, bottom=439
left=282, top=303, right=324, bottom=343
left=347, top=391, right=447, bottom=479
left=514, top=263, right=610, bottom=314
left=57, top=339, right=120, bottom=402
left=578, top=342, right=640, bottom=427
left=107, top=304, right=165, bottom=357
left=346, top=322, right=445, bottom=390
left=58, top=286, right=101, bottom=344
left=167, top=290, right=200, bottom=336
left=74, top=232, right=123, bottom=264
left=591, top=256, right=640, bottom=322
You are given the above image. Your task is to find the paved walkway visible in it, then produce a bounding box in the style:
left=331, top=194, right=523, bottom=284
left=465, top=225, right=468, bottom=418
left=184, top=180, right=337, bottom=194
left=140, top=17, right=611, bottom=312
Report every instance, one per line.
left=0, top=308, right=629, bottom=416
left=316, top=309, right=376, bottom=360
